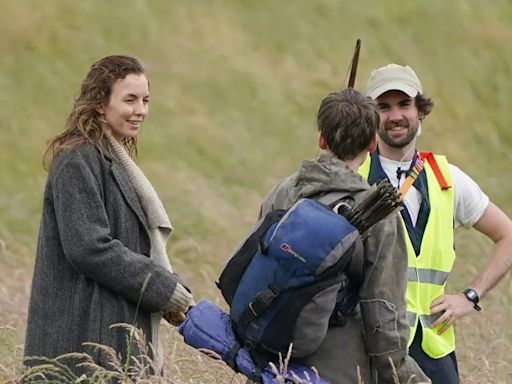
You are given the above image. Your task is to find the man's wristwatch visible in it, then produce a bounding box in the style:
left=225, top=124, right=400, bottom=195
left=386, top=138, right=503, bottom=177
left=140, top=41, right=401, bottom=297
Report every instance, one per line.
left=463, top=288, right=482, bottom=311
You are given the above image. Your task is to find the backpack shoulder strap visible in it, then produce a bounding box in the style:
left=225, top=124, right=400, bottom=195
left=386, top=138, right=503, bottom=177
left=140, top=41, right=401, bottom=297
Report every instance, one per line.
left=316, top=191, right=354, bottom=210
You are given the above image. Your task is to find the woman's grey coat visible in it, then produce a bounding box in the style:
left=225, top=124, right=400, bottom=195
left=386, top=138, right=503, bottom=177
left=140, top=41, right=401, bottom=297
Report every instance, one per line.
left=24, top=143, right=180, bottom=369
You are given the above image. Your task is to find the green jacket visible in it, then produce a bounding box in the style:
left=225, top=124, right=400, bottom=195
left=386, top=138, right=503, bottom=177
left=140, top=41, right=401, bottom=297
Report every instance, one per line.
left=259, top=153, right=429, bottom=384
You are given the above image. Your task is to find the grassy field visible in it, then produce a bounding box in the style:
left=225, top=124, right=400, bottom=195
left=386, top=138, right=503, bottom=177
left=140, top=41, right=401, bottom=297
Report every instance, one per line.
left=1, top=0, right=511, bottom=382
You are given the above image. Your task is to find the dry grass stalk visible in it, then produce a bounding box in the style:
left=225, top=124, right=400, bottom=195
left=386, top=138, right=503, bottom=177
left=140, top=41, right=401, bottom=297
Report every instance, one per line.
left=20, top=324, right=178, bottom=384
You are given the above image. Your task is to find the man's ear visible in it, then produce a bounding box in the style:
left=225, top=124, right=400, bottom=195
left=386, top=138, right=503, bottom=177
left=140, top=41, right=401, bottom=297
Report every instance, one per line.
left=367, top=134, right=378, bottom=153
left=318, top=133, right=327, bottom=150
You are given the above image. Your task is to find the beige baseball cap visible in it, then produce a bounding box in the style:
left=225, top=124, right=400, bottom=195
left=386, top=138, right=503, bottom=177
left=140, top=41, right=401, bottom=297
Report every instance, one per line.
left=366, top=63, right=423, bottom=99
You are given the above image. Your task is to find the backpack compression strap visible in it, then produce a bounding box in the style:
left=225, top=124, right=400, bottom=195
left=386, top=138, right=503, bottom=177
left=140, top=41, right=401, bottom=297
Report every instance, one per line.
left=237, top=284, right=279, bottom=332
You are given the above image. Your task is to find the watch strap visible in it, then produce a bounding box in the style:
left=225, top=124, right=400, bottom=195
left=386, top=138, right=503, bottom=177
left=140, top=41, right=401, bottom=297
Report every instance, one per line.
left=463, top=288, right=482, bottom=311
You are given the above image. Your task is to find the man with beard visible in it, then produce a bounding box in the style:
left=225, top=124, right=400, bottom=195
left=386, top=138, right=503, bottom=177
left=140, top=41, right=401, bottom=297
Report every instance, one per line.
left=359, top=63, right=512, bottom=384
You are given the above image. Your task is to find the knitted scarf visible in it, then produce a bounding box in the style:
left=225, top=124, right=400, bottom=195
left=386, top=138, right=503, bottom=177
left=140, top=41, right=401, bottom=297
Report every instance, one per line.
left=107, top=133, right=173, bottom=371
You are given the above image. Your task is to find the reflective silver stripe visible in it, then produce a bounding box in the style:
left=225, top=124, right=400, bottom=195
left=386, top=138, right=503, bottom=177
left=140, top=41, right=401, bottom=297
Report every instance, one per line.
left=418, top=269, right=449, bottom=285
left=419, top=313, right=442, bottom=328
left=407, top=313, right=444, bottom=328
left=406, top=311, right=417, bottom=327
left=407, top=267, right=449, bottom=286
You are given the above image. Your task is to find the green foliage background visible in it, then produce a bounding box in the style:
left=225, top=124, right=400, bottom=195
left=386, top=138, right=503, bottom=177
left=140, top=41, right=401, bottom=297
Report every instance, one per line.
left=0, top=1, right=511, bottom=382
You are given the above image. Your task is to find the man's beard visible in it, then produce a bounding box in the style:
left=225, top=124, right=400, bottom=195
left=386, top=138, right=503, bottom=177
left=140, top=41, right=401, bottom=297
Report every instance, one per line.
left=378, top=121, right=418, bottom=149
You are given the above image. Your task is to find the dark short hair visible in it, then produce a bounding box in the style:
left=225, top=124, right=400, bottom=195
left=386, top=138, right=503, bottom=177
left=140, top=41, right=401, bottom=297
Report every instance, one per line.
left=317, top=88, right=379, bottom=160
left=416, top=93, right=434, bottom=117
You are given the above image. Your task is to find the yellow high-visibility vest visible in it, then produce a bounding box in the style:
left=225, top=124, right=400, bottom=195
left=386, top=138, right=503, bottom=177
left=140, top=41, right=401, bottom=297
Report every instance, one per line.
left=359, top=154, right=456, bottom=358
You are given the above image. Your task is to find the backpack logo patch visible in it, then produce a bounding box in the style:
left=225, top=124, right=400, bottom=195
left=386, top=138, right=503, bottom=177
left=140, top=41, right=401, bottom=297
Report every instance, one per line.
left=280, top=243, right=306, bottom=263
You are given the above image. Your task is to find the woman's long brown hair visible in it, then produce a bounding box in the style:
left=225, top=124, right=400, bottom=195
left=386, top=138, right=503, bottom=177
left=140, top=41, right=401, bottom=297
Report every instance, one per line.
left=43, top=55, right=145, bottom=169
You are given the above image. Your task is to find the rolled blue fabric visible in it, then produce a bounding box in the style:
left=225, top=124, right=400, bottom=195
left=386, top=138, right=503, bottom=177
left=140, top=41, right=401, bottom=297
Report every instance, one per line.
left=178, top=300, right=328, bottom=384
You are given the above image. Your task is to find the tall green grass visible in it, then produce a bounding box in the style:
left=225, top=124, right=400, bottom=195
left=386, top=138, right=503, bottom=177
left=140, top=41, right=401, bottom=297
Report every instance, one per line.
left=1, top=1, right=511, bottom=382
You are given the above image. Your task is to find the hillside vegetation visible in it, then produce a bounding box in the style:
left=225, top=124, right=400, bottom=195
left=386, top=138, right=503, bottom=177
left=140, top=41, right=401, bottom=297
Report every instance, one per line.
left=0, top=1, right=511, bottom=382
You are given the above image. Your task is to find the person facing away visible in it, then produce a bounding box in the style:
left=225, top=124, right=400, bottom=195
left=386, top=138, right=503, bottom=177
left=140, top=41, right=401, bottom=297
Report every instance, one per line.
left=258, top=88, right=430, bottom=383
left=360, top=63, right=512, bottom=384
left=24, top=55, right=193, bottom=375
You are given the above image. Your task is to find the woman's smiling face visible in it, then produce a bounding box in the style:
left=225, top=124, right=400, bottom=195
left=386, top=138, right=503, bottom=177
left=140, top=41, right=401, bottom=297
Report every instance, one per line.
left=98, top=73, right=149, bottom=141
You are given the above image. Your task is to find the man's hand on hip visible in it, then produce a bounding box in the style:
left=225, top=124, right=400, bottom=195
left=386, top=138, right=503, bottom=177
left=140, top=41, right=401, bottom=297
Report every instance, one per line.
left=429, top=293, right=475, bottom=334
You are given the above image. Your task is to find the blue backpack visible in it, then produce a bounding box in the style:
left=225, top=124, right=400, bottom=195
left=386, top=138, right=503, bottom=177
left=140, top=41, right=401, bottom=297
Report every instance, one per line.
left=217, top=197, right=365, bottom=367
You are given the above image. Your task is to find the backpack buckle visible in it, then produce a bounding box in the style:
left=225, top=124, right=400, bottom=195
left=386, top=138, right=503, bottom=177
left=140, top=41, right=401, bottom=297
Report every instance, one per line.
left=239, top=285, right=279, bottom=329
left=249, top=285, right=278, bottom=317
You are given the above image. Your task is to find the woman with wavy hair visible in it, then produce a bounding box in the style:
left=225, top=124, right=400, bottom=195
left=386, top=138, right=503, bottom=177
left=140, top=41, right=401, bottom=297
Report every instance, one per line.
left=24, top=55, right=192, bottom=374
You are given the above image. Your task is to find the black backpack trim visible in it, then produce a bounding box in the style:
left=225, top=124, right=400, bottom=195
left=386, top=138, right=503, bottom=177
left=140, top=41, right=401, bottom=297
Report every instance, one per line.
left=217, top=209, right=286, bottom=304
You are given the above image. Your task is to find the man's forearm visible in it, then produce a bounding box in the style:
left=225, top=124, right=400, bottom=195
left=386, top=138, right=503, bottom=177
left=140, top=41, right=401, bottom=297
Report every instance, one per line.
left=471, top=202, right=512, bottom=298
left=470, top=236, right=512, bottom=298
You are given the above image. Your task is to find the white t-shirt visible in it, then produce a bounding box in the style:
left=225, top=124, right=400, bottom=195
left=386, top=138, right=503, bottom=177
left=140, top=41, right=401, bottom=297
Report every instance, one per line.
left=379, top=156, right=489, bottom=229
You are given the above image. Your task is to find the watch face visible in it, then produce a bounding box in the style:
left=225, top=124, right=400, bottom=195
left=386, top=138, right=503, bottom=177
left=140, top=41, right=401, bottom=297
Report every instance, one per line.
left=464, top=288, right=478, bottom=303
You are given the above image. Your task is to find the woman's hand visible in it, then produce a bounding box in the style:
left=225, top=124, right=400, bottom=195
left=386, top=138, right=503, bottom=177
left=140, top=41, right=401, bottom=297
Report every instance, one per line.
left=162, top=310, right=187, bottom=326
left=162, top=301, right=195, bottom=326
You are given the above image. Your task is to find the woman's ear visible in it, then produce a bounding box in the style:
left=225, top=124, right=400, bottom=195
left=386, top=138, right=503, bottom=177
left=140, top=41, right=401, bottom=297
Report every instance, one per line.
left=318, top=133, right=327, bottom=150
left=367, top=134, right=378, bottom=153
left=96, top=105, right=105, bottom=114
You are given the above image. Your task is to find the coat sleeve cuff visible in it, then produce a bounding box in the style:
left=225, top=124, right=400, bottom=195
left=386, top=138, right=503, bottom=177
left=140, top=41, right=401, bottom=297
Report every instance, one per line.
left=164, top=282, right=193, bottom=313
